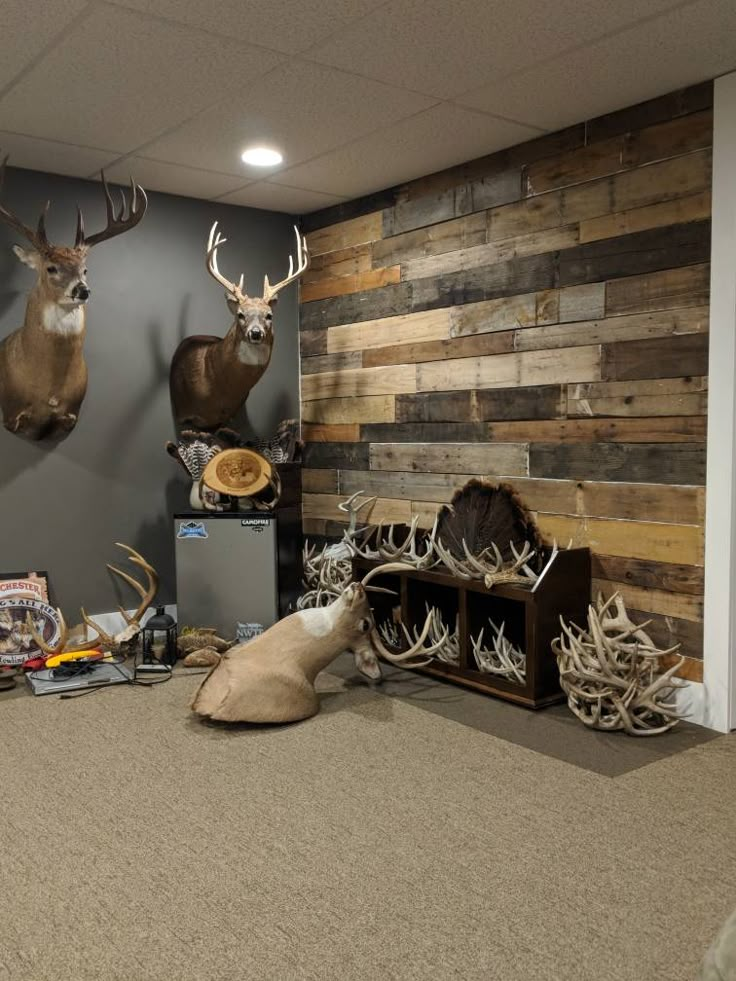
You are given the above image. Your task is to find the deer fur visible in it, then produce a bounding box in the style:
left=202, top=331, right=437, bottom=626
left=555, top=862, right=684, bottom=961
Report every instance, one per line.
left=170, top=222, right=309, bottom=432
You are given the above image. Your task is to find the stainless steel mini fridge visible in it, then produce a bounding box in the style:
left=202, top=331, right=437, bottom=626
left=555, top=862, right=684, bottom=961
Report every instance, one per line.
left=174, top=512, right=279, bottom=639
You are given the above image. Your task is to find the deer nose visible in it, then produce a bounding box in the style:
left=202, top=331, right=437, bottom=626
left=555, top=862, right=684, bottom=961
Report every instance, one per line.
left=249, top=327, right=264, bottom=343
left=75, top=284, right=91, bottom=300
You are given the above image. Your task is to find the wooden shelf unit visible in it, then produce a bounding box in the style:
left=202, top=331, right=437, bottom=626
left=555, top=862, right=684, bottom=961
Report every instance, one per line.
left=354, top=547, right=591, bottom=710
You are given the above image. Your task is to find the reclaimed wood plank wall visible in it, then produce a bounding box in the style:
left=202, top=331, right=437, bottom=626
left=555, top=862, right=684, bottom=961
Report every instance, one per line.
left=298, top=81, right=713, bottom=682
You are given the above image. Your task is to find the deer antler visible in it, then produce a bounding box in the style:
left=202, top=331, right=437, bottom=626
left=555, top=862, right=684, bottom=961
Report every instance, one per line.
left=204, top=221, right=245, bottom=300
left=262, top=225, right=309, bottom=304
left=76, top=172, right=147, bottom=248
left=0, top=154, right=50, bottom=251
left=26, top=609, right=69, bottom=658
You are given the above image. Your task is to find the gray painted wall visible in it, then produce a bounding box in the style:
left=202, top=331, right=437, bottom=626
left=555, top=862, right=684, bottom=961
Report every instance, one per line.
left=0, top=166, right=299, bottom=614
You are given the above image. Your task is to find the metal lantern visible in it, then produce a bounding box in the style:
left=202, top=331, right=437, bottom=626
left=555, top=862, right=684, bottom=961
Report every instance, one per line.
left=140, top=606, right=178, bottom=671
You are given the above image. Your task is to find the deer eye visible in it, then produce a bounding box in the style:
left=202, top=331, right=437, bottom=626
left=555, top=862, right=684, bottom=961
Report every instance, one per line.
left=237, top=312, right=245, bottom=322
left=46, top=265, right=58, bottom=274
left=358, top=618, right=371, bottom=633
left=83, top=268, right=88, bottom=275
left=265, top=312, right=273, bottom=322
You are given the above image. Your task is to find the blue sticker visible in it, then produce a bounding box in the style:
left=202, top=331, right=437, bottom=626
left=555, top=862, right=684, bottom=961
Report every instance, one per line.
left=177, top=520, right=208, bottom=540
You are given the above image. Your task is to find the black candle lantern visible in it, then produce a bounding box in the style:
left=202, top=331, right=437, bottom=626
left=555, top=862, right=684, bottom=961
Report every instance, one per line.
left=139, top=606, right=178, bottom=672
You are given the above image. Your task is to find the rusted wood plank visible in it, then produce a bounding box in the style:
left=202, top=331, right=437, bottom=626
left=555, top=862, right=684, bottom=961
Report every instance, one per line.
left=581, top=481, right=705, bottom=524
left=605, top=263, right=710, bottom=315
left=327, top=307, right=450, bottom=354
left=530, top=442, right=706, bottom=485
left=585, top=81, right=712, bottom=143
left=301, top=423, right=360, bottom=442
left=601, top=333, right=709, bottom=381
left=536, top=513, right=704, bottom=566
left=302, top=469, right=339, bottom=494
left=301, top=394, right=395, bottom=425
left=305, top=211, right=383, bottom=256
left=301, top=364, right=416, bottom=401
left=370, top=442, right=528, bottom=476
left=396, top=391, right=474, bottom=423
left=590, top=554, right=704, bottom=596
left=301, top=266, right=401, bottom=303
left=580, top=190, right=711, bottom=244
left=417, top=345, right=601, bottom=393
left=361, top=422, right=488, bottom=442
left=372, top=213, right=486, bottom=268
left=301, top=351, right=363, bottom=375
left=363, top=330, right=514, bottom=368
left=558, top=220, right=711, bottom=287
left=300, top=329, right=327, bottom=357
left=489, top=417, right=706, bottom=444
left=301, top=282, right=412, bottom=332
left=474, top=385, right=566, bottom=420
left=592, top=578, right=702, bottom=622
left=302, top=441, right=369, bottom=470
left=515, top=306, right=708, bottom=352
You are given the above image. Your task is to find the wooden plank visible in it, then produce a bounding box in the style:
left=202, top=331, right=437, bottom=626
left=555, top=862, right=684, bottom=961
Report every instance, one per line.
left=488, top=417, right=706, bottom=444
left=626, top=609, right=703, bottom=659
left=605, top=263, right=710, bottom=315
left=301, top=394, right=395, bottom=424
left=558, top=283, right=606, bottom=323
left=372, top=212, right=486, bottom=267
left=303, top=492, right=412, bottom=525
left=612, top=149, right=712, bottom=212
left=536, top=513, right=704, bottom=565
left=590, top=554, right=704, bottom=596
left=486, top=191, right=564, bottom=242
left=585, top=81, right=712, bottom=143
left=558, top=220, right=711, bottom=288
left=301, top=364, right=416, bottom=401
left=566, top=381, right=707, bottom=418
left=592, top=578, right=703, bottom=623
left=301, top=282, right=412, bottom=332
left=396, top=391, right=474, bottom=423
left=411, top=252, right=557, bottom=313
left=663, top=654, right=703, bottom=682
left=300, top=329, right=327, bottom=357
left=624, top=108, right=712, bottom=165
left=514, top=306, right=709, bottom=352
left=474, top=385, right=565, bottom=421
left=361, top=422, right=488, bottom=442
left=301, top=423, right=360, bottom=442
left=327, top=307, right=450, bottom=354
left=302, top=469, right=339, bottom=494
left=450, top=292, right=538, bottom=337
left=305, top=211, right=383, bottom=256
left=370, top=442, right=528, bottom=476
left=401, top=225, right=578, bottom=282
left=579, top=190, right=711, bottom=244
left=362, top=330, right=514, bottom=368
left=417, top=345, right=601, bottom=394
left=301, top=266, right=401, bottom=303
left=302, top=442, right=369, bottom=470
left=305, top=243, right=372, bottom=280
left=529, top=442, right=706, bottom=485
left=601, top=333, right=709, bottom=381
left=301, top=351, right=363, bottom=376
left=581, top=481, right=705, bottom=524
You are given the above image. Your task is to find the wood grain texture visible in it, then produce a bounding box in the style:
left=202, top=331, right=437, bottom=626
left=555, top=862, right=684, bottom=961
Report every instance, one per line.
left=590, top=553, right=704, bottom=595
left=327, top=307, right=450, bottom=353
left=417, top=345, right=601, bottom=393
left=302, top=469, right=339, bottom=493
left=567, top=376, right=708, bottom=417
left=361, top=422, right=488, bottom=443
left=301, top=394, right=395, bottom=424
left=530, top=442, right=706, bottom=485
left=301, top=423, right=360, bottom=442
left=601, top=333, right=709, bottom=381
left=488, top=417, right=706, bottom=444
left=302, top=442, right=369, bottom=470
left=303, top=492, right=411, bottom=525
left=301, top=266, right=401, bottom=303
left=301, top=351, right=363, bottom=375
left=605, top=263, right=710, bottom=315
left=363, top=330, right=514, bottom=368
left=301, top=364, right=416, bottom=401
left=370, top=442, right=528, bottom=476
left=306, top=211, right=382, bottom=256
left=591, top=578, right=703, bottom=622
left=536, top=513, right=704, bottom=565
left=579, top=190, right=711, bottom=243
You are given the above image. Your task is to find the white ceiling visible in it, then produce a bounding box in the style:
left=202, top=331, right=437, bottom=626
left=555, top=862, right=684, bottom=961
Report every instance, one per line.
left=0, top=0, right=734, bottom=215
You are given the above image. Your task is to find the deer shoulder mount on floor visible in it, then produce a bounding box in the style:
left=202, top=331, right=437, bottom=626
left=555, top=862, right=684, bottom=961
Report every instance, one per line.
left=170, top=222, right=309, bottom=432
left=0, top=158, right=147, bottom=439
left=191, top=564, right=447, bottom=724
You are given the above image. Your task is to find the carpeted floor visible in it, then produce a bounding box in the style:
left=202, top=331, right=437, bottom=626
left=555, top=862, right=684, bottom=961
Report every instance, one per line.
left=1, top=665, right=735, bottom=981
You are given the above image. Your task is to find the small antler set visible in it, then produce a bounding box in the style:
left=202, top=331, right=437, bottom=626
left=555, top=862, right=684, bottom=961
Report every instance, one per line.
left=206, top=220, right=309, bottom=305
left=28, top=544, right=158, bottom=658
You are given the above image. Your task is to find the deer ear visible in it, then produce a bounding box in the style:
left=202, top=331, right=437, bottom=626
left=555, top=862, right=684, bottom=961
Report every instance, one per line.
left=12, top=245, right=40, bottom=269
left=226, top=295, right=239, bottom=315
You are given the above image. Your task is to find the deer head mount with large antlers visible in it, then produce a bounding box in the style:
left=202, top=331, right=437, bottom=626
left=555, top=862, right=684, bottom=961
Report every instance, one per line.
left=169, top=221, right=309, bottom=432
left=0, top=158, right=147, bottom=439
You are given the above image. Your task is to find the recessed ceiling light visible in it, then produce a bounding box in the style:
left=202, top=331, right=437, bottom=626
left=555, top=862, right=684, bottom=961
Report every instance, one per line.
left=241, top=147, right=283, bottom=167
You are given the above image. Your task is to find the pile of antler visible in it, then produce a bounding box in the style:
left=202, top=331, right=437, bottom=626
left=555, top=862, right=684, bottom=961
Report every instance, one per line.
left=28, top=543, right=158, bottom=658
left=471, top=619, right=526, bottom=684
left=552, top=593, right=686, bottom=736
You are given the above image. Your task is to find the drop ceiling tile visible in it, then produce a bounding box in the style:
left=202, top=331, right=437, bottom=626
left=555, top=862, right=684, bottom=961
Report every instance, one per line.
left=112, top=0, right=384, bottom=54
left=457, top=0, right=736, bottom=130
left=306, top=0, right=690, bottom=99
left=217, top=182, right=347, bottom=214
left=0, top=5, right=284, bottom=153
left=0, top=0, right=87, bottom=91
left=274, top=104, right=543, bottom=199
left=0, top=131, right=118, bottom=177
left=99, top=157, right=250, bottom=201
left=143, top=61, right=436, bottom=178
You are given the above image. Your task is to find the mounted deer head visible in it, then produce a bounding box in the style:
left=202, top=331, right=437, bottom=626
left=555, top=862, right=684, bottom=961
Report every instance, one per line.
left=0, top=157, right=147, bottom=439
left=169, top=221, right=309, bottom=431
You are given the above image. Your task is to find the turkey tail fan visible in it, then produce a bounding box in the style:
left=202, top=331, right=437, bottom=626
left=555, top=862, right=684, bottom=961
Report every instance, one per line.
left=435, top=480, right=543, bottom=561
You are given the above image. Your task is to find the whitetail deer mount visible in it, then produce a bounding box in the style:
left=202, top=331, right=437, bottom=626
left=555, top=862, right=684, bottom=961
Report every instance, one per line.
left=169, top=221, right=309, bottom=431
left=0, top=158, right=147, bottom=439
